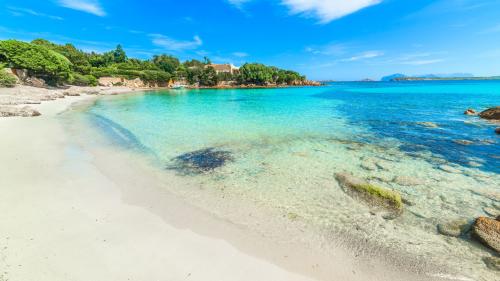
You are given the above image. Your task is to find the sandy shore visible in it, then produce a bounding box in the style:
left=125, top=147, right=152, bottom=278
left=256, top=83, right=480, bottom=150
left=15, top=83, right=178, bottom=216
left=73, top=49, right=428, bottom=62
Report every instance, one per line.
left=0, top=86, right=447, bottom=281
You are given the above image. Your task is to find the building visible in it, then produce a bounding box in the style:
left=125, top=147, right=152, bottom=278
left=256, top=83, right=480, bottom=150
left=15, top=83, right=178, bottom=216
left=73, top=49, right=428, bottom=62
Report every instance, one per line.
left=207, top=63, right=240, bottom=75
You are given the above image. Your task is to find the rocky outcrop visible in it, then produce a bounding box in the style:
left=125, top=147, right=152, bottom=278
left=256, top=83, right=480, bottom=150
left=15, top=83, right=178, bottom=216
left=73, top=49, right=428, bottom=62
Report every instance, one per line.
left=437, top=219, right=469, bottom=237
left=464, top=108, right=477, bottom=115
left=0, top=106, right=41, bottom=117
left=479, top=107, right=500, bottom=121
left=11, top=69, right=46, bottom=87
left=335, top=172, right=403, bottom=216
left=472, top=217, right=500, bottom=253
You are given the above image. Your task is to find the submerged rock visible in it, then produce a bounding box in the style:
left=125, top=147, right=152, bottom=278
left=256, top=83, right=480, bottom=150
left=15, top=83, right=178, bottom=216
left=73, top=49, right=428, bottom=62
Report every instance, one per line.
left=483, top=256, right=500, bottom=271
left=472, top=217, right=500, bottom=253
left=479, top=107, right=500, bottom=121
left=392, top=176, right=425, bottom=186
left=453, top=139, right=474, bottom=146
left=416, top=121, right=439, bottom=128
left=0, top=106, right=41, bottom=117
left=168, top=148, right=233, bottom=174
left=484, top=207, right=500, bottom=218
left=438, top=165, right=461, bottom=174
left=437, top=219, right=469, bottom=237
left=495, top=128, right=500, bottom=135
left=464, top=108, right=477, bottom=115
left=335, top=172, right=403, bottom=215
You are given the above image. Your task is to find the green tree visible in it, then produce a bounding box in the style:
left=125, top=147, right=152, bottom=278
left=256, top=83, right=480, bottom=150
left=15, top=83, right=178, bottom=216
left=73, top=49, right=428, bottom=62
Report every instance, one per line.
left=152, top=54, right=180, bottom=74
left=112, top=44, right=127, bottom=63
left=199, top=66, right=218, bottom=86
left=0, top=40, right=72, bottom=84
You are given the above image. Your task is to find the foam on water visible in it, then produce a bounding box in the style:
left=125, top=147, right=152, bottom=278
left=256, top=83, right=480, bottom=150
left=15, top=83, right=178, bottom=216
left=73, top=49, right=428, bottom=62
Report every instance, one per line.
left=85, top=82, right=500, bottom=280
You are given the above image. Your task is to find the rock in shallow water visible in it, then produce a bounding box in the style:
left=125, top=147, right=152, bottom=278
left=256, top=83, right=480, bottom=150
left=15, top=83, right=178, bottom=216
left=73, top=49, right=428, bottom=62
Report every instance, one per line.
left=392, top=176, right=425, bottom=186
left=335, top=172, right=403, bottom=216
left=483, top=256, right=500, bottom=271
left=479, top=107, right=500, bottom=121
left=472, top=217, right=500, bottom=253
left=437, top=219, right=469, bottom=237
left=168, top=148, right=233, bottom=174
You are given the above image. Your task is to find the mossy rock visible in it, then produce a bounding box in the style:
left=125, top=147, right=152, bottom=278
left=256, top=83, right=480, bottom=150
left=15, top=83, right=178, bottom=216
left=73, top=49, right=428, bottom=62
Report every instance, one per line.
left=335, top=172, right=403, bottom=215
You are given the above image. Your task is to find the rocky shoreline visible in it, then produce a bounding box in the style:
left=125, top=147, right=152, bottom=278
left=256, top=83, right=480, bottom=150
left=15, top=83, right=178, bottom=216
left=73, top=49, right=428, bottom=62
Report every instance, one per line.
left=0, top=85, right=136, bottom=117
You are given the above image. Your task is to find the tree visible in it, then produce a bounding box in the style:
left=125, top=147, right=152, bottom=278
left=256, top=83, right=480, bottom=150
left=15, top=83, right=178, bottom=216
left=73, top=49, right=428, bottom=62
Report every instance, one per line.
left=113, top=44, right=127, bottom=63
left=0, top=40, right=72, bottom=84
left=199, top=66, right=218, bottom=86
left=152, top=54, right=179, bottom=74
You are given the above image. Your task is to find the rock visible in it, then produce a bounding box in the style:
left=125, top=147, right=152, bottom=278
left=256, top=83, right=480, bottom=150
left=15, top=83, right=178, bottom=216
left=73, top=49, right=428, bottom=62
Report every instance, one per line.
left=375, top=161, right=392, bottom=171
left=392, top=176, right=425, bottom=186
left=483, top=256, right=500, bottom=271
left=453, top=139, right=473, bottom=145
left=168, top=148, right=233, bottom=174
left=335, top=172, right=403, bottom=214
left=437, top=219, right=469, bottom=237
left=479, top=107, right=500, bottom=121
left=495, top=128, right=500, bottom=135
left=484, top=207, right=500, bottom=218
left=464, top=108, right=477, bottom=115
left=0, top=106, right=41, bottom=117
left=472, top=217, right=500, bottom=253
left=438, top=165, right=461, bottom=174
left=471, top=189, right=500, bottom=202
left=360, top=161, right=377, bottom=171
left=416, top=122, right=439, bottom=128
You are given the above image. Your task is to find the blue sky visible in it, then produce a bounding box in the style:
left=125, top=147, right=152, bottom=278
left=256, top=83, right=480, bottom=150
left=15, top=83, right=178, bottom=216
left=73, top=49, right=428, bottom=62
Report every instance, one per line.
left=1, top=0, right=500, bottom=80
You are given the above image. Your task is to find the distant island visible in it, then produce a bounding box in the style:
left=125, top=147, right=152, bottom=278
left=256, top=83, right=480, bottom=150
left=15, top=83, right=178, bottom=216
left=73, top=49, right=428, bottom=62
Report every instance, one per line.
left=381, top=73, right=500, bottom=82
left=0, top=39, right=318, bottom=89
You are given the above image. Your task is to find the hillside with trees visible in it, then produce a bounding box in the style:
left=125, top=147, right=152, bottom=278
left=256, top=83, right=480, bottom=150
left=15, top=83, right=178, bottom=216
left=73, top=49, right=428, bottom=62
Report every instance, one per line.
left=0, top=39, right=310, bottom=88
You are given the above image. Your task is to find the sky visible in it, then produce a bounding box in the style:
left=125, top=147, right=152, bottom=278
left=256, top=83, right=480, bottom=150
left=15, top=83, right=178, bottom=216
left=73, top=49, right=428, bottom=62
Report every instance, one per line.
left=1, top=0, right=500, bottom=80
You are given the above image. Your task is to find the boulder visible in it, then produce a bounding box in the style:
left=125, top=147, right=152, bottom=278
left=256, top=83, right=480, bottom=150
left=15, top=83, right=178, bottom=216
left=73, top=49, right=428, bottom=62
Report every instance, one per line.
left=335, top=172, right=403, bottom=215
left=0, top=106, right=41, bottom=117
left=464, top=108, right=477, bottom=115
left=479, top=107, right=500, bottom=121
left=472, top=217, right=500, bottom=253
left=483, top=256, right=500, bottom=271
left=437, top=219, right=469, bottom=237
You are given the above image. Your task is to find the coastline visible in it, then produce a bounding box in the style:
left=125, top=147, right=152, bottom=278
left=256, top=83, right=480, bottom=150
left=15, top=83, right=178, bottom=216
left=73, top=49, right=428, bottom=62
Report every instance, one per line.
left=0, top=86, right=466, bottom=281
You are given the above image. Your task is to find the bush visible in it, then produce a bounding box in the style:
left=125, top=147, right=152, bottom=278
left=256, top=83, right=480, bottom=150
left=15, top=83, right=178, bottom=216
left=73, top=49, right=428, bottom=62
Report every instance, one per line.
left=0, top=40, right=72, bottom=85
left=0, top=70, right=17, bottom=87
left=70, top=73, right=97, bottom=86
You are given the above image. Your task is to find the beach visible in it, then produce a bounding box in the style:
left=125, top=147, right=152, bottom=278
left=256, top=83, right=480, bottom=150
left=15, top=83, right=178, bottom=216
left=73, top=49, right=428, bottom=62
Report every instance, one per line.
left=0, top=86, right=446, bottom=281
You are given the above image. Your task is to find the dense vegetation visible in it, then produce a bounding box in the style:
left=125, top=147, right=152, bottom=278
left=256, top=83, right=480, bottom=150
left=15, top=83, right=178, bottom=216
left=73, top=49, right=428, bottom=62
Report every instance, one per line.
left=0, top=39, right=306, bottom=87
left=0, top=64, right=17, bottom=87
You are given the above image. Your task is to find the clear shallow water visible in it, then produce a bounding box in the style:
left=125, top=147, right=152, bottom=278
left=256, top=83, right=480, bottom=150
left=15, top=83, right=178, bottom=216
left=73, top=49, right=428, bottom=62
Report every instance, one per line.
left=86, top=81, right=499, bottom=280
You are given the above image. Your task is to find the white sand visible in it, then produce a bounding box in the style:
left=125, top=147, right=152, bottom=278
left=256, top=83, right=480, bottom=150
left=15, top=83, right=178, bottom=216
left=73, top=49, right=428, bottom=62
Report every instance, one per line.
left=0, top=89, right=445, bottom=281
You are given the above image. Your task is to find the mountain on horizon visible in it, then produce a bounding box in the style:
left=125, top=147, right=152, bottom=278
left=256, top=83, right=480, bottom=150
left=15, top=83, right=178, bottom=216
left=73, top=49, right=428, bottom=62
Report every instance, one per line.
left=380, top=73, right=474, bottom=81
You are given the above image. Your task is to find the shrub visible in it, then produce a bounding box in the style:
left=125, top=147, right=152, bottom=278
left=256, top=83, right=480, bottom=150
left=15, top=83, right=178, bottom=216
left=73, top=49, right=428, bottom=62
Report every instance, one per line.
left=0, top=69, right=17, bottom=87
left=70, top=73, right=97, bottom=86
left=0, top=40, right=72, bottom=85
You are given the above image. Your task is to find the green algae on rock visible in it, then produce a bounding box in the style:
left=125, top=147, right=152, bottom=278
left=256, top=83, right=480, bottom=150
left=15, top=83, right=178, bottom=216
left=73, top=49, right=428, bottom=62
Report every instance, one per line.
left=335, top=172, right=403, bottom=214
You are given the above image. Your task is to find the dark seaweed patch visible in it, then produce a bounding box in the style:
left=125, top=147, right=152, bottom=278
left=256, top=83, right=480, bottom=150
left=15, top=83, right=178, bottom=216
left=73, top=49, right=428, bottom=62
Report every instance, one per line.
left=168, top=148, right=233, bottom=174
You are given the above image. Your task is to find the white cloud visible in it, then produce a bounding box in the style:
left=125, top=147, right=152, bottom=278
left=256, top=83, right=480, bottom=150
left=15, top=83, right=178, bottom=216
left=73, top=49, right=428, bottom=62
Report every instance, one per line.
left=282, top=0, right=381, bottom=23
left=306, top=42, right=348, bottom=56
left=150, top=34, right=203, bottom=51
left=401, top=59, right=444, bottom=65
left=341, top=50, right=383, bottom=61
left=57, top=0, right=106, bottom=16
left=232, top=52, right=249, bottom=57
left=7, top=6, right=64, bottom=20
left=227, top=0, right=381, bottom=23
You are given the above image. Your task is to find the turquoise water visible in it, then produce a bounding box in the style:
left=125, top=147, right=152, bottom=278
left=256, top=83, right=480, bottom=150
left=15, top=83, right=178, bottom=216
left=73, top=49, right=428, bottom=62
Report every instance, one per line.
left=86, top=81, right=499, bottom=280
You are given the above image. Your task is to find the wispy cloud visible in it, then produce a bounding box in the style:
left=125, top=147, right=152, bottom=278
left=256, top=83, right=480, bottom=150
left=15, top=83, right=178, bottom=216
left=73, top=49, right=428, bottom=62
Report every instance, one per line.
left=227, top=0, right=381, bottom=23
left=7, top=6, right=63, bottom=20
left=401, top=59, right=444, bottom=65
left=56, top=0, right=106, bottom=16
left=150, top=34, right=203, bottom=51
left=282, top=0, right=382, bottom=23
left=232, top=52, right=249, bottom=57
left=305, top=43, right=349, bottom=56
left=340, top=50, right=383, bottom=61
